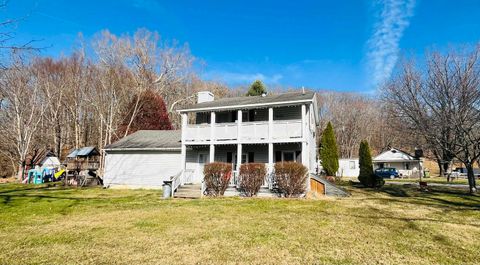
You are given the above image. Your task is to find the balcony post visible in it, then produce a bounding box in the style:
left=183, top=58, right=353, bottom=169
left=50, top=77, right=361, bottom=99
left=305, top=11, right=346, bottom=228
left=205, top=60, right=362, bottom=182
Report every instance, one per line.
left=237, top=109, right=242, bottom=141
left=210, top=111, right=216, bottom=142
left=268, top=107, right=273, bottom=140
left=181, top=113, right=187, bottom=171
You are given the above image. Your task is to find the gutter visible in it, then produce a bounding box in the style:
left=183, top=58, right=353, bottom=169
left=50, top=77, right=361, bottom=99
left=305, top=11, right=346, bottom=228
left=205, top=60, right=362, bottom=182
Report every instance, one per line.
left=103, top=147, right=182, bottom=152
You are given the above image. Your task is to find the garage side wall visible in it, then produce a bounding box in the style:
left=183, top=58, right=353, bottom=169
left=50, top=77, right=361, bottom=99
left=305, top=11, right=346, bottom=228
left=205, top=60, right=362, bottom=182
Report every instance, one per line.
left=104, top=150, right=182, bottom=189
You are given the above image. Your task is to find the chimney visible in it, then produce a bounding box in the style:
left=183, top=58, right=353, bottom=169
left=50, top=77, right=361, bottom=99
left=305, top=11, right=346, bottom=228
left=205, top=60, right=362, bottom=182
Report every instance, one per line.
left=197, top=91, right=214, bottom=103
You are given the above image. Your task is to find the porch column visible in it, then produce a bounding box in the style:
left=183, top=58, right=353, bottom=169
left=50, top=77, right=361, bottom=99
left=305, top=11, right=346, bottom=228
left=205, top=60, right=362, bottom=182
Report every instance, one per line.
left=209, top=144, right=215, bottom=163
left=237, top=109, right=242, bottom=141
left=268, top=143, right=273, bottom=173
left=301, top=104, right=309, bottom=169
left=236, top=143, right=242, bottom=171
left=268, top=107, right=274, bottom=173
left=181, top=113, right=187, bottom=171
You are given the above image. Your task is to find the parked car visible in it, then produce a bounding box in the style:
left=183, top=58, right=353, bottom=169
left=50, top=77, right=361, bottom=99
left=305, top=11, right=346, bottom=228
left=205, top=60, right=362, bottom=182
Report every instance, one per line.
left=374, top=168, right=400, bottom=179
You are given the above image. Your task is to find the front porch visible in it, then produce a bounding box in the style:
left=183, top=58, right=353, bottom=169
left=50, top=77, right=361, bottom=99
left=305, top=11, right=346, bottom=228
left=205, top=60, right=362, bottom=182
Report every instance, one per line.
left=183, top=142, right=306, bottom=193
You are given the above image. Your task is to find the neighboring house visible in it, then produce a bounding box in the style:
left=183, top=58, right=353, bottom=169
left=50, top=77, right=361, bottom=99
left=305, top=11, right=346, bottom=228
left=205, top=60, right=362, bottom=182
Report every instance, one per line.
left=373, top=148, right=423, bottom=178
left=103, top=130, right=182, bottom=189
left=176, top=90, right=320, bottom=196
left=337, top=158, right=359, bottom=178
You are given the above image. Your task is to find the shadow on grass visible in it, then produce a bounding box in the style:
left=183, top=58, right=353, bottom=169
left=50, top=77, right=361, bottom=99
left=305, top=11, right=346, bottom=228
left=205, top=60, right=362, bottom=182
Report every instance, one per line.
left=346, top=181, right=480, bottom=211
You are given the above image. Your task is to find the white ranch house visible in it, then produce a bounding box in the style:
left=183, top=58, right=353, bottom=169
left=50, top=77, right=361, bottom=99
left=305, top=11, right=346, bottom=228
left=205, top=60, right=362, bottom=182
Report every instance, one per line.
left=373, top=148, right=423, bottom=178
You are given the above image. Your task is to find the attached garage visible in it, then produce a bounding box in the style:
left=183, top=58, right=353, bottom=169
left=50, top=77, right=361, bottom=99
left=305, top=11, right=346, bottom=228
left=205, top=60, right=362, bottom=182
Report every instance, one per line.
left=103, top=130, right=182, bottom=189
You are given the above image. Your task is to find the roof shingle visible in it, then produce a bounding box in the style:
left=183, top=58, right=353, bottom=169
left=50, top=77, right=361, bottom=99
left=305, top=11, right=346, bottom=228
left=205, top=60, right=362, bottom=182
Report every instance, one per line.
left=104, top=130, right=181, bottom=150
left=179, top=91, right=316, bottom=112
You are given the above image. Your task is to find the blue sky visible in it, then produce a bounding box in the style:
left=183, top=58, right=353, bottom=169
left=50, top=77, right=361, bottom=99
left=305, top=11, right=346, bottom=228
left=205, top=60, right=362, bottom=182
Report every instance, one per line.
left=4, top=0, right=480, bottom=93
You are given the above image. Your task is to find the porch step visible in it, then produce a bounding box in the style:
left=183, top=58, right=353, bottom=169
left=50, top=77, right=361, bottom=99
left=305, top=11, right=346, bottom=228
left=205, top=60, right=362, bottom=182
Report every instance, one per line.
left=174, top=184, right=202, bottom=199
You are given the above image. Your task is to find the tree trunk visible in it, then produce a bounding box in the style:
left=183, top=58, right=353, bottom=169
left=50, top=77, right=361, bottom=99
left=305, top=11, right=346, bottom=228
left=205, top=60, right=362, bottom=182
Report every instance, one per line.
left=436, top=159, right=444, bottom=178
left=17, top=162, right=25, bottom=181
left=465, top=163, right=477, bottom=194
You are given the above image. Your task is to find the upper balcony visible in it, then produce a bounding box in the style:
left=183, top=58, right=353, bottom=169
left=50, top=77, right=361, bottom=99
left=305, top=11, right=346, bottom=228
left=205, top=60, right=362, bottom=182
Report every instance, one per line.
left=183, top=106, right=305, bottom=144
left=178, top=90, right=319, bottom=144
left=184, top=119, right=303, bottom=143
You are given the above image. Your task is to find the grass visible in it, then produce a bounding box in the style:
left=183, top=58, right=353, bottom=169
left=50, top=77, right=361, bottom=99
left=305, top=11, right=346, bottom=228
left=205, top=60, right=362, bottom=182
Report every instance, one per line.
left=0, top=183, right=479, bottom=265
left=385, top=176, right=469, bottom=185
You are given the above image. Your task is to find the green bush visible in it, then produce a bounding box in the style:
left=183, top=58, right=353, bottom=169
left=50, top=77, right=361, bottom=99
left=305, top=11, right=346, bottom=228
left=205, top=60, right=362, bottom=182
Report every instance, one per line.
left=358, top=140, right=384, bottom=188
left=203, top=162, right=232, bottom=196
left=239, top=163, right=267, bottom=197
left=274, top=162, right=308, bottom=197
left=319, top=122, right=339, bottom=176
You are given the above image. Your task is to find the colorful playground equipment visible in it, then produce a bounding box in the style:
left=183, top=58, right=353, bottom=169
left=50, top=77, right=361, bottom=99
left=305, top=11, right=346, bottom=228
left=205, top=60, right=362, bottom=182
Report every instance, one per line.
left=24, top=167, right=66, bottom=184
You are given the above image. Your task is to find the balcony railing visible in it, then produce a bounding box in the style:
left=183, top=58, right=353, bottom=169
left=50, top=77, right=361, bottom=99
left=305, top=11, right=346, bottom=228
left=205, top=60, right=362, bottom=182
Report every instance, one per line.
left=184, top=119, right=302, bottom=143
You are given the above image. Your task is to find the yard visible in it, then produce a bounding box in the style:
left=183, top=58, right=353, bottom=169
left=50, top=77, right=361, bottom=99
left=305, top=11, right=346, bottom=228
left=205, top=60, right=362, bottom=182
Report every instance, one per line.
left=0, top=183, right=479, bottom=265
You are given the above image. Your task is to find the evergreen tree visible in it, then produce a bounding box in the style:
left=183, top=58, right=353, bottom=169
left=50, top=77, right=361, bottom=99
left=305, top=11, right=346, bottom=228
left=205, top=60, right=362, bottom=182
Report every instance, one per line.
left=358, top=140, right=384, bottom=187
left=358, top=140, right=374, bottom=186
left=319, top=122, right=339, bottom=176
left=117, top=89, right=173, bottom=138
left=246, top=80, right=267, bottom=96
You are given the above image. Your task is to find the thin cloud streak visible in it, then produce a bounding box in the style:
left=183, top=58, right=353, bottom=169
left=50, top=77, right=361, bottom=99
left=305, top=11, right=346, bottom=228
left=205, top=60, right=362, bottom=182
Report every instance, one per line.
left=367, top=0, right=416, bottom=87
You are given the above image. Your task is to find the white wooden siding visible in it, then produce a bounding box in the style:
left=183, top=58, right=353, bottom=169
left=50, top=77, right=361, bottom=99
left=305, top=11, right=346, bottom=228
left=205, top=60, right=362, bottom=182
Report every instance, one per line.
left=104, top=151, right=181, bottom=189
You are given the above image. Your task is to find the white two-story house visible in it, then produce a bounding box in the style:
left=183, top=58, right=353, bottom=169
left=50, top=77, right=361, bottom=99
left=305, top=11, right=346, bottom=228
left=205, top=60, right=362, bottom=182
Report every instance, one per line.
left=177, top=90, right=320, bottom=191
left=103, top=90, right=333, bottom=197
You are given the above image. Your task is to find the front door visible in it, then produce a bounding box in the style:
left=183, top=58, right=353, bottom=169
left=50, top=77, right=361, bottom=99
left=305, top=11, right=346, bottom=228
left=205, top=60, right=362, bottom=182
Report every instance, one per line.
left=196, top=152, right=208, bottom=183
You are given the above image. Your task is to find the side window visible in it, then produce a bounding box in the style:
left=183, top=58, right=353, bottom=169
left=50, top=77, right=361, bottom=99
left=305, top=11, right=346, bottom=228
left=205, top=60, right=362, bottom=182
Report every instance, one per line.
left=349, top=161, right=356, bottom=169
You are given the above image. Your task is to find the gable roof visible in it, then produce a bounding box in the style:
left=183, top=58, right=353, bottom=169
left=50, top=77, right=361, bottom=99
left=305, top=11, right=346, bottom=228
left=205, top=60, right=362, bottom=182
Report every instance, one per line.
left=179, top=91, right=316, bottom=112
left=373, top=148, right=419, bottom=162
left=104, top=130, right=182, bottom=151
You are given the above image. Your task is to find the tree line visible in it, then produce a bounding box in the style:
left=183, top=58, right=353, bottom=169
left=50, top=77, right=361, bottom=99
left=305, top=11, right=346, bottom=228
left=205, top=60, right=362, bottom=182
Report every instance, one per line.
left=0, top=29, right=230, bottom=179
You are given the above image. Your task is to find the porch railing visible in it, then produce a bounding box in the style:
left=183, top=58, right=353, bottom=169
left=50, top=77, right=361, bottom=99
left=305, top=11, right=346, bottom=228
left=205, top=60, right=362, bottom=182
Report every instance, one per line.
left=170, top=170, right=185, bottom=197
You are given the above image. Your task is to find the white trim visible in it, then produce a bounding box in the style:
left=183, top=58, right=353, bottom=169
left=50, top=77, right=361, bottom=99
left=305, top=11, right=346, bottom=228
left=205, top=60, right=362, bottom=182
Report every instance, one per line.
left=183, top=138, right=305, bottom=145
left=177, top=99, right=314, bottom=113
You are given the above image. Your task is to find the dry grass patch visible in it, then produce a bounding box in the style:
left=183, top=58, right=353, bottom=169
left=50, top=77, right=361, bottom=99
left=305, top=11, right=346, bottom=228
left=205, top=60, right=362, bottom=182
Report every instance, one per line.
left=0, top=183, right=479, bottom=264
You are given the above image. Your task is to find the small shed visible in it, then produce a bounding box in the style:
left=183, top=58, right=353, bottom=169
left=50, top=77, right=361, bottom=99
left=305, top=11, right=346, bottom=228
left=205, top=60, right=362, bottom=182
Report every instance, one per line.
left=373, top=148, right=422, bottom=178
left=103, top=130, right=183, bottom=189
left=40, top=156, right=61, bottom=169
left=337, top=158, right=359, bottom=178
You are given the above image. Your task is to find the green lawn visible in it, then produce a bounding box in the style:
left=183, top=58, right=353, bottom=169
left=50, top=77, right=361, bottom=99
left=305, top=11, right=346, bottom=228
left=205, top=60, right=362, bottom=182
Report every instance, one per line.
left=385, top=177, right=469, bottom=185
left=1, top=183, right=479, bottom=265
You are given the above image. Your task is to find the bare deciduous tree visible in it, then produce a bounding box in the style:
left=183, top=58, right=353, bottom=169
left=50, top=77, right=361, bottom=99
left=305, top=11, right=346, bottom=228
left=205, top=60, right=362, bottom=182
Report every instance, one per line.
left=384, top=48, right=480, bottom=193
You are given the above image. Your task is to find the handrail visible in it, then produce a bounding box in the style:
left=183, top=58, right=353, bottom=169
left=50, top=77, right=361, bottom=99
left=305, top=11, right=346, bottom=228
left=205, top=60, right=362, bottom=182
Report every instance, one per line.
left=170, top=170, right=184, bottom=197
left=201, top=180, right=206, bottom=197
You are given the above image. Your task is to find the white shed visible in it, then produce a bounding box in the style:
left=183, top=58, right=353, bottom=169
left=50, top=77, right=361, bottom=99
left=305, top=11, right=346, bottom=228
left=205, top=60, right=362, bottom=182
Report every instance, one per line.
left=103, top=130, right=182, bottom=189
left=40, top=156, right=61, bottom=170
left=337, top=158, right=359, bottom=177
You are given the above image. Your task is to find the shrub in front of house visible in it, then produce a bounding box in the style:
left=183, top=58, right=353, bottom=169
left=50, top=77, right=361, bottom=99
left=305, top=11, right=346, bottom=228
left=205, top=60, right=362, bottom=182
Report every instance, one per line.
left=274, top=162, right=308, bottom=197
left=239, top=163, right=267, bottom=197
left=203, top=162, right=232, bottom=196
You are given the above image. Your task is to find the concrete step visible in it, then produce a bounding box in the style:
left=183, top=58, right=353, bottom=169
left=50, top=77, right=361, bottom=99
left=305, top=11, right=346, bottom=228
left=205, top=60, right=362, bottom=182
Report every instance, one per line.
left=177, top=185, right=201, bottom=191
left=174, top=193, right=201, bottom=199
left=174, top=184, right=202, bottom=198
